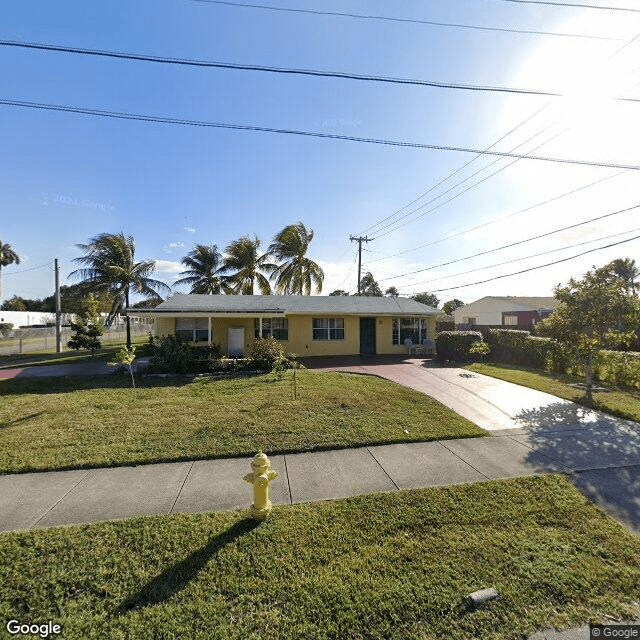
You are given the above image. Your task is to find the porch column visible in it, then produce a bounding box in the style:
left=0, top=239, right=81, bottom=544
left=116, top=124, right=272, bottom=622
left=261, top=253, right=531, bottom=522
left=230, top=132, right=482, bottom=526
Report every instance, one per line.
left=418, top=318, right=422, bottom=343
left=208, top=317, right=212, bottom=345
left=259, top=316, right=262, bottom=338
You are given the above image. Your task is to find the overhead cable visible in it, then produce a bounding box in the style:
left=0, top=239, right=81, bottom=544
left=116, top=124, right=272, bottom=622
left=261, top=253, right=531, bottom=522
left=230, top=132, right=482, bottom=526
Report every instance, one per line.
left=392, top=226, right=640, bottom=290
left=2, top=98, right=639, bottom=171
left=376, top=202, right=640, bottom=282
left=494, top=0, right=640, bottom=12
left=0, top=39, right=566, bottom=98
left=187, top=0, right=621, bottom=39
left=365, top=170, right=627, bottom=263
left=359, top=101, right=553, bottom=236
left=372, top=126, right=568, bottom=239
left=422, top=232, right=640, bottom=293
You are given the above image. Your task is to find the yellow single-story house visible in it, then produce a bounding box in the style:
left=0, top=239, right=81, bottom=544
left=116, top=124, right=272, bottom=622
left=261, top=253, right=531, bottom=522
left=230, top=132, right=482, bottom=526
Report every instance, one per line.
left=132, top=294, right=439, bottom=358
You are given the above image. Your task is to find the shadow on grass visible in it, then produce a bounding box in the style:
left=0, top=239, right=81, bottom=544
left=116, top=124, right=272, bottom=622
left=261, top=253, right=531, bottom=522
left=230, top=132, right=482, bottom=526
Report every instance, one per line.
left=0, top=375, right=197, bottom=396
left=116, top=518, right=261, bottom=614
left=0, top=411, right=45, bottom=429
left=515, top=402, right=640, bottom=534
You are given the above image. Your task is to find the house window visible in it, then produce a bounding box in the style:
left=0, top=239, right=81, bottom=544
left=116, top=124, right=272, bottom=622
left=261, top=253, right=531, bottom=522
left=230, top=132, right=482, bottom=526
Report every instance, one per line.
left=175, top=317, right=209, bottom=342
left=503, top=315, right=518, bottom=326
left=463, top=317, right=477, bottom=325
left=254, top=317, right=289, bottom=341
left=392, top=318, right=427, bottom=345
left=312, top=318, right=345, bottom=340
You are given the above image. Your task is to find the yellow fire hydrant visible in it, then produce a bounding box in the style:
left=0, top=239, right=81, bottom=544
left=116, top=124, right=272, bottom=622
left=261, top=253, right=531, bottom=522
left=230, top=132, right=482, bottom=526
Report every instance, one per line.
left=243, top=450, right=279, bottom=521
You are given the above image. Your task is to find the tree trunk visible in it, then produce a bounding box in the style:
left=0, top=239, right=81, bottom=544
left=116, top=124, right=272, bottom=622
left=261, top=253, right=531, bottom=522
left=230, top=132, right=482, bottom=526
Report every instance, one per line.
left=585, top=351, right=593, bottom=402
left=125, top=290, right=131, bottom=349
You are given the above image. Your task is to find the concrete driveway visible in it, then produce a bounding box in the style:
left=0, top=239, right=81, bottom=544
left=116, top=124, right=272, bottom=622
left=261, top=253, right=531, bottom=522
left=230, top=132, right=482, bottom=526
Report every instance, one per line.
left=302, top=355, right=633, bottom=433
left=302, top=355, right=640, bottom=534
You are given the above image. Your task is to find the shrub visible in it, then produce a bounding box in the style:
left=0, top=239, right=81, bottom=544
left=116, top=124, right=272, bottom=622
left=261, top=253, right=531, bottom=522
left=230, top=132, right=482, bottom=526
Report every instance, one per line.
left=148, top=335, right=198, bottom=374
left=487, top=329, right=530, bottom=364
left=485, top=329, right=562, bottom=370
left=192, top=342, right=224, bottom=362
left=0, top=322, right=13, bottom=337
left=593, top=350, right=640, bottom=390
left=468, top=341, right=490, bottom=363
left=435, top=331, right=483, bottom=362
left=249, top=337, right=287, bottom=371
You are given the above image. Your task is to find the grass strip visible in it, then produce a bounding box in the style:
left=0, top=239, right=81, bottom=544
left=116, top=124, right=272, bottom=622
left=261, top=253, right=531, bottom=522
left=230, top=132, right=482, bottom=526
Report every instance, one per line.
left=1, top=475, right=639, bottom=639
left=465, top=363, right=640, bottom=423
left=0, top=370, right=484, bottom=474
left=0, top=336, right=149, bottom=369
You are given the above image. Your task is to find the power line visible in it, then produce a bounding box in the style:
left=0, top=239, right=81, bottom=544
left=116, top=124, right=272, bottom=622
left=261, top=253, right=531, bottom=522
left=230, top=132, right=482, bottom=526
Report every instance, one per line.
left=5, top=39, right=639, bottom=104
left=359, top=101, right=553, bottom=236
left=0, top=39, right=568, bottom=99
left=395, top=226, right=640, bottom=291
left=424, top=232, right=640, bottom=293
left=187, top=0, right=621, bottom=40
left=1, top=261, right=53, bottom=277
left=371, top=125, right=568, bottom=239
left=3, top=98, right=639, bottom=171
left=365, top=170, right=627, bottom=264
left=376, top=202, right=640, bottom=282
left=494, top=0, right=640, bottom=12
left=356, top=27, right=640, bottom=241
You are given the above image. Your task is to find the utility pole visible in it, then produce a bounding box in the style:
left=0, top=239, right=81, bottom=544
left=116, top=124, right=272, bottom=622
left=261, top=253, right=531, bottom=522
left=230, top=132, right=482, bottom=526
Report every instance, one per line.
left=55, top=258, right=61, bottom=353
left=349, top=235, right=372, bottom=295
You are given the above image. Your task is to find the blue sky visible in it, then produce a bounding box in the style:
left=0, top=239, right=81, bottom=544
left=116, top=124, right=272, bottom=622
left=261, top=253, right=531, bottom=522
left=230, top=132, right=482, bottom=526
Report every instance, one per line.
left=1, top=0, right=639, bottom=305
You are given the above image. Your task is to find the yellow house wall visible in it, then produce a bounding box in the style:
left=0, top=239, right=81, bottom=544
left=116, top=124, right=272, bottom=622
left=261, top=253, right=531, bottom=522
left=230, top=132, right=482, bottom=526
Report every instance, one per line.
left=212, top=318, right=256, bottom=356
left=154, top=317, right=175, bottom=338
left=153, top=313, right=437, bottom=357
left=285, top=315, right=359, bottom=357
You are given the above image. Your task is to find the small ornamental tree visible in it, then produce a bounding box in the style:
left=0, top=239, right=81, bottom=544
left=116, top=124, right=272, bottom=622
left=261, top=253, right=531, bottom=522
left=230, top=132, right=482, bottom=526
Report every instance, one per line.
left=67, top=294, right=104, bottom=357
left=469, top=340, right=490, bottom=364
left=537, top=264, right=640, bottom=401
left=110, top=345, right=137, bottom=394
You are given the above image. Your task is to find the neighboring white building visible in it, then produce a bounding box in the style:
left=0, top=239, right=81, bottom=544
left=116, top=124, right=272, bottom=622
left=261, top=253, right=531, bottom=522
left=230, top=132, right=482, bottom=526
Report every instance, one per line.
left=0, top=310, right=56, bottom=328
left=453, top=296, right=558, bottom=329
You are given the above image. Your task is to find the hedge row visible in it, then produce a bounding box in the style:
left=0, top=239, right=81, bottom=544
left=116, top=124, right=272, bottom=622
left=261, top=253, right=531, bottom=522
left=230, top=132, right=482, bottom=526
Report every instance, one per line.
left=484, top=329, right=640, bottom=390
left=434, top=328, right=640, bottom=390
left=435, top=331, right=483, bottom=362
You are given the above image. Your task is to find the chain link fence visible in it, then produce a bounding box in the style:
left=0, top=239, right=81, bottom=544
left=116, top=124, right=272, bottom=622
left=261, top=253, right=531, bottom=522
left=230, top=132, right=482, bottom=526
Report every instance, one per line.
left=0, top=323, right=151, bottom=356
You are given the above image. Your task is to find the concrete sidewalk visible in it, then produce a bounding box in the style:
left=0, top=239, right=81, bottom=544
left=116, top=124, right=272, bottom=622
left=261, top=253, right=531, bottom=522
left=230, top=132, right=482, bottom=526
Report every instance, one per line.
left=2, top=431, right=639, bottom=534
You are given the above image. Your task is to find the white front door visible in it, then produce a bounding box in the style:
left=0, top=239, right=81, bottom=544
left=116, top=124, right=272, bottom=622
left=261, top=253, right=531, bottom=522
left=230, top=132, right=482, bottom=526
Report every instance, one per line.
left=228, top=327, right=245, bottom=357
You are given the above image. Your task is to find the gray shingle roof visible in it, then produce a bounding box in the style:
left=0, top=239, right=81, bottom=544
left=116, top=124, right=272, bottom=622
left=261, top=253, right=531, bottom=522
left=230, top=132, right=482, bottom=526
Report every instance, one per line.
left=146, top=294, right=438, bottom=316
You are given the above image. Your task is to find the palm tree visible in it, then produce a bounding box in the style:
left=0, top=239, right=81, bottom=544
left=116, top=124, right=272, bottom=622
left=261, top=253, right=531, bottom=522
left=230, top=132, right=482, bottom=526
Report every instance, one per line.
left=69, top=232, right=171, bottom=348
left=0, top=241, right=21, bottom=305
left=173, top=244, right=224, bottom=294
left=359, top=272, right=383, bottom=297
left=268, top=222, right=324, bottom=295
left=219, top=235, right=272, bottom=295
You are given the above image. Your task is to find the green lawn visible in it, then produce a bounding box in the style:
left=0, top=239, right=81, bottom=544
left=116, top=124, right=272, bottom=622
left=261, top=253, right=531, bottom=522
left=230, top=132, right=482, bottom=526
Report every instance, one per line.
left=465, top=363, right=640, bottom=423
left=0, top=336, right=148, bottom=369
left=0, top=370, right=484, bottom=474
left=1, top=475, right=638, bottom=639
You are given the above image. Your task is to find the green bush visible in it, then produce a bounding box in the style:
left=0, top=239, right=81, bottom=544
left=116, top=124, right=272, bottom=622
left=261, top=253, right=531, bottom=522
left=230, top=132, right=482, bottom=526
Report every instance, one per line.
left=487, top=329, right=530, bottom=364
left=486, top=329, right=560, bottom=369
left=192, top=342, right=224, bottom=362
left=435, top=331, right=483, bottom=362
left=0, top=322, right=13, bottom=337
left=148, top=335, right=199, bottom=374
left=593, top=350, right=640, bottom=390
left=249, top=337, right=288, bottom=371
